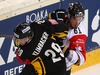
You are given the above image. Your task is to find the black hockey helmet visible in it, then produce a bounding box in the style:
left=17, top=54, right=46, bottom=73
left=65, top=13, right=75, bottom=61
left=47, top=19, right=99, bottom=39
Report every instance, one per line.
left=48, top=9, right=67, bottom=22
left=67, top=1, right=85, bottom=18
left=14, top=22, right=33, bottom=39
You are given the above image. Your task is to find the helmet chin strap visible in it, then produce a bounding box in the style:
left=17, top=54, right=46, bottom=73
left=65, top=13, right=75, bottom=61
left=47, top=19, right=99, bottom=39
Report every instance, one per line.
left=24, top=35, right=33, bottom=44
left=24, top=37, right=30, bottom=44
left=24, top=37, right=28, bottom=43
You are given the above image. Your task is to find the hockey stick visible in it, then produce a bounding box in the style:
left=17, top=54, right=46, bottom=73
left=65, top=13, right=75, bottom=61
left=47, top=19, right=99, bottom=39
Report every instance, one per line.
left=62, top=46, right=68, bottom=53
left=59, top=0, right=63, bottom=9
left=0, top=34, right=13, bottom=38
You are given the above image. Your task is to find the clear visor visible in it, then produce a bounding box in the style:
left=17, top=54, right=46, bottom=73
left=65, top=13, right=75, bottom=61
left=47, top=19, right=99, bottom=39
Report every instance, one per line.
left=70, top=16, right=84, bottom=22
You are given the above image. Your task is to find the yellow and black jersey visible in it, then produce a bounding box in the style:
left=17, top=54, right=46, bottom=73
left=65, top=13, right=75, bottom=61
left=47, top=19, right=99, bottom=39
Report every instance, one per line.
left=16, top=19, right=69, bottom=75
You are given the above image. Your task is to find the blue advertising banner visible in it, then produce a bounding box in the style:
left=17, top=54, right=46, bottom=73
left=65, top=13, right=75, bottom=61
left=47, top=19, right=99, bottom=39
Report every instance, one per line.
left=0, top=0, right=100, bottom=75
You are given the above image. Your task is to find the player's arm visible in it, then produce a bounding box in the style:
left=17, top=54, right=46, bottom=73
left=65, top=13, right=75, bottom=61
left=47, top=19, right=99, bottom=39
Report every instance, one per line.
left=15, top=48, right=31, bottom=64
left=30, top=19, right=68, bottom=34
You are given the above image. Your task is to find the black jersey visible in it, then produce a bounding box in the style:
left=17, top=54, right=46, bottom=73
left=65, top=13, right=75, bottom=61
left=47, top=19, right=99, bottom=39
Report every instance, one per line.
left=16, top=19, right=69, bottom=75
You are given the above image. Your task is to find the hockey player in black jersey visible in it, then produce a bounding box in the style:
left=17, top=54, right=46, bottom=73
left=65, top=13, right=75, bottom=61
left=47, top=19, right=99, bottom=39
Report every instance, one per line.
left=13, top=19, right=69, bottom=75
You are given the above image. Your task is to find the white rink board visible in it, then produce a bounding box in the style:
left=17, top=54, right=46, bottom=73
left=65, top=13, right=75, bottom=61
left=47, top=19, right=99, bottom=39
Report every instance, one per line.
left=0, top=0, right=59, bottom=20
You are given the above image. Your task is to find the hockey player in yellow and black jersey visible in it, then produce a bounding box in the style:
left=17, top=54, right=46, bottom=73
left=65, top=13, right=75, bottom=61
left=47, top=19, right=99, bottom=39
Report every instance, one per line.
left=13, top=19, right=69, bottom=75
